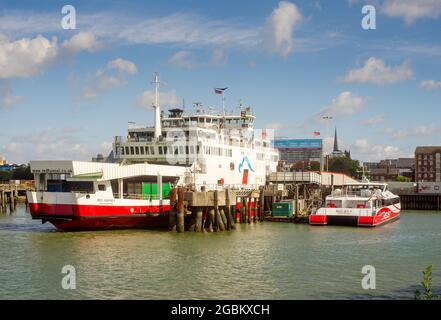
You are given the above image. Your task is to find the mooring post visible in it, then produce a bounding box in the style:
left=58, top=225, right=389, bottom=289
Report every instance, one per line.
left=208, top=207, right=215, bottom=232
left=259, top=189, right=265, bottom=222
left=253, top=197, right=258, bottom=223
left=176, top=187, right=185, bottom=233
left=214, top=190, right=225, bottom=231
left=169, top=187, right=177, bottom=232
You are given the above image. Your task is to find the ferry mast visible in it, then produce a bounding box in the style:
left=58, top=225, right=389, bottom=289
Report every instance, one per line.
left=152, top=72, right=161, bottom=138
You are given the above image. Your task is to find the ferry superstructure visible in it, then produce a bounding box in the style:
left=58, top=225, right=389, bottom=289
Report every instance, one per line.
left=112, top=74, right=278, bottom=189
left=26, top=73, right=279, bottom=230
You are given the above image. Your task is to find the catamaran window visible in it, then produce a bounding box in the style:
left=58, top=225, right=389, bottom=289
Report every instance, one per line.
left=98, top=184, right=106, bottom=191
left=130, top=147, right=134, bottom=155
left=150, top=146, right=155, bottom=155
left=158, top=146, right=163, bottom=155
left=125, top=147, right=129, bottom=155
left=174, top=147, right=178, bottom=155
left=140, top=146, right=144, bottom=155
left=135, top=147, right=139, bottom=155
left=185, top=146, right=189, bottom=154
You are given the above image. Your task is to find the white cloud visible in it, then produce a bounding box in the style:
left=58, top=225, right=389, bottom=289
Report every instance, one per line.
left=0, top=34, right=58, bottom=79
left=108, top=58, right=137, bottom=75
left=363, top=115, right=384, bottom=126
left=61, top=31, right=101, bottom=53
left=389, top=125, right=441, bottom=140
left=342, top=57, right=413, bottom=85
left=1, top=128, right=95, bottom=163
left=382, top=0, right=441, bottom=24
left=169, top=51, right=197, bottom=69
left=264, top=1, right=303, bottom=57
left=421, top=79, right=441, bottom=90
left=352, top=139, right=402, bottom=161
left=135, top=90, right=180, bottom=108
left=312, top=92, right=366, bottom=123
left=81, top=58, right=137, bottom=100
left=0, top=81, right=23, bottom=109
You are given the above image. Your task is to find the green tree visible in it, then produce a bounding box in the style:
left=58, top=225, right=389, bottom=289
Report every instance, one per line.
left=0, top=171, right=12, bottom=182
left=11, top=165, right=33, bottom=180
left=328, top=157, right=361, bottom=177
left=396, top=175, right=410, bottom=182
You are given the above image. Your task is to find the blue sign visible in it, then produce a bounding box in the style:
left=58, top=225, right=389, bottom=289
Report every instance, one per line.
left=274, top=139, right=322, bottom=149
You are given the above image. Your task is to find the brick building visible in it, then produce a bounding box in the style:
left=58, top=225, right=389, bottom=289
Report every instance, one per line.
left=415, top=146, right=441, bottom=182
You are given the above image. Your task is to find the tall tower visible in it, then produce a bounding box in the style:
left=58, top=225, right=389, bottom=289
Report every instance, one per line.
left=333, top=127, right=339, bottom=152
left=152, top=73, right=161, bottom=138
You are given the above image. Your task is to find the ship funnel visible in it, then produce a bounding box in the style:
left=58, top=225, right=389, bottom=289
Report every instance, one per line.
left=152, top=72, right=161, bottom=138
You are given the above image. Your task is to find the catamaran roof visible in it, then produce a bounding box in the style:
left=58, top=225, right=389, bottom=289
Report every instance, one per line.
left=29, top=160, right=186, bottom=181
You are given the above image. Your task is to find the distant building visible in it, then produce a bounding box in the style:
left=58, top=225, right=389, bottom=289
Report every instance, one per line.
left=0, top=156, right=5, bottom=166
left=366, top=158, right=415, bottom=181
left=415, top=146, right=441, bottom=182
left=274, top=139, right=323, bottom=171
left=330, top=127, right=350, bottom=158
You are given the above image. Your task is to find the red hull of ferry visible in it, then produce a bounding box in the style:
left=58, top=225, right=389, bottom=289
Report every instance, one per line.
left=309, top=208, right=400, bottom=227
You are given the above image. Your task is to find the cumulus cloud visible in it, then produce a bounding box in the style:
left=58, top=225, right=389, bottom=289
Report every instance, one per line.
left=169, top=51, right=197, bottom=69
left=1, top=128, right=96, bottom=163
left=341, top=57, right=413, bottom=85
left=0, top=34, right=58, bottom=79
left=108, top=58, right=137, bottom=75
left=135, top=90, right=180, bottom=108
left=382, top=0, right=441, bottom=24
left=421, top=79, right=441, bottom=90
left=264, top=1, right=303, bottom=56
left=312, top=92, right=366, bottom=122
left=352, top=139, right=402, bottom=161
left=61, top=31, right=101, bottom=53
left=81, top=58, right=137, bottom=100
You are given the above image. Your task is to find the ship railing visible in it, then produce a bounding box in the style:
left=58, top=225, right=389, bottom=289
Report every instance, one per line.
left=113, top=193, right=170, bottom=200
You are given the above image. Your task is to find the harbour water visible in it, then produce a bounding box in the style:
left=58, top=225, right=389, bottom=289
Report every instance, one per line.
left=0, top=205, right=440, bottom=300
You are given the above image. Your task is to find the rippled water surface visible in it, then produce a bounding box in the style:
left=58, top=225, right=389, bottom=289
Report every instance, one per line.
left=0, top=205, right=440, bottom=299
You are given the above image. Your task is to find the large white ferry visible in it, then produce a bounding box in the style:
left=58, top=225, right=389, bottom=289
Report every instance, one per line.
left=309, top=180, right=401, bottom=227
left=26, top=73, right=279, bottom=230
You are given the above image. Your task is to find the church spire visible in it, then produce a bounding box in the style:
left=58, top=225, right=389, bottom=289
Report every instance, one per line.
left=333, top=127, right=339, bottom=152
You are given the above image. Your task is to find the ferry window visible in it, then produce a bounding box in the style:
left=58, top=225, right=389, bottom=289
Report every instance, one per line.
left=158, top=146, right=163, bottom=155
left=130, top=147, right=134, bottom=155
left=125, top=147, right=129, bottom=155
left=140, top=146, right=144, bottom=155
left=135, top=147, right=139, bottom=155
left=150, top=146, right=155, bottom=155
left=197, top=146, right=200, bottom=154
left=163, top=146, right=168, bottom=155
left=98, top=184, right=106, bottom=191
left=145, top=146, right=149, bottom=155
left=185, top=146, right=189, bottom=154
left=174, top=147, right=178, bottom=155
left=230, top=162, right=235, bottom=170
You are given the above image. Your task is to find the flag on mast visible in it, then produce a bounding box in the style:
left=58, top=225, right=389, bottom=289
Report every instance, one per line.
left=313, top=131, right=321, bottom=137
left=214, top=87, right=228, bottom=95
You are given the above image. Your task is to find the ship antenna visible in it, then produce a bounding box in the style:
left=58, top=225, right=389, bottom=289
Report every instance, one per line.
left=152, top=72, right=161, bottom=138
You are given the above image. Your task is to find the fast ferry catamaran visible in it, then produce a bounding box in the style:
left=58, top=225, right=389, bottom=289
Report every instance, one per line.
left=309, top=179, right=401, bottom=227
left=26, top=73, right=279, bottom=230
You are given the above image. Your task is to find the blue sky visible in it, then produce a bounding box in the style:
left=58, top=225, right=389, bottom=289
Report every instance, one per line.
left=1, top=0, right=441, bottom=163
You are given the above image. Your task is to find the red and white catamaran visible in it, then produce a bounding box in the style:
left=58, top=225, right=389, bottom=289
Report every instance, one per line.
left=309, top=180, right=401, bottom=227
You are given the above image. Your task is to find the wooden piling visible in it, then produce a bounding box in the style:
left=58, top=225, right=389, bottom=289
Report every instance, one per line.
left=176, top=187, right=185, bottom=233
left=169, top=188, right=177, bottom=231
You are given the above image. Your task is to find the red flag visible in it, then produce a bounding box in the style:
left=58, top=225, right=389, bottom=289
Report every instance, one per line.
left=313, top=131, right=320, bottom=136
